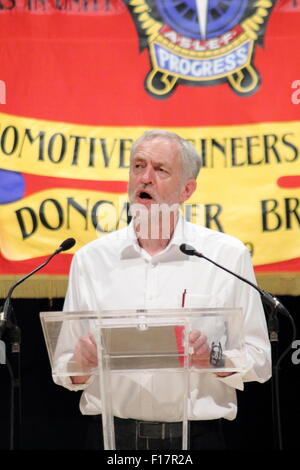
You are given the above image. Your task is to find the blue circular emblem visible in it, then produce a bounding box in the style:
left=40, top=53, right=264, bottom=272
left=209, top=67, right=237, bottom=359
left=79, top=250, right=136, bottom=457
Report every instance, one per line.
left=0, top=170, right=25, bottom=204
left=156, top=0, right=248, bottom=39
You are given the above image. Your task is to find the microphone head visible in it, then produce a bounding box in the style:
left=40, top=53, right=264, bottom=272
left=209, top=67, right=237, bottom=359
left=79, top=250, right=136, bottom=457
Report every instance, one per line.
left=179, top=243, right=196, bottom=256
left=58, top=238, right=76, bottom=252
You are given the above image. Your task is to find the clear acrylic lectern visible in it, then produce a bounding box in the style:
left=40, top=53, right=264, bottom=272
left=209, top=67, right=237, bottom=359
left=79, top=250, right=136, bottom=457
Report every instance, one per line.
left=40, top=308, right=244, bottom=450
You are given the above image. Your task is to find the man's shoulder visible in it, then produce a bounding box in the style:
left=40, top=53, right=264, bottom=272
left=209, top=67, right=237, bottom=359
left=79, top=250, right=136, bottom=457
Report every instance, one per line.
left=74, top=226, right=130, bottom=258
left=183, top=219, right=247, bottom=254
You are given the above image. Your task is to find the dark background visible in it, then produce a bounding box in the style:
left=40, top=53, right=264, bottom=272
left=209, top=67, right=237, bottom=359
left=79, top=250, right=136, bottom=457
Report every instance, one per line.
left=0, top=295, right=299, bottom=451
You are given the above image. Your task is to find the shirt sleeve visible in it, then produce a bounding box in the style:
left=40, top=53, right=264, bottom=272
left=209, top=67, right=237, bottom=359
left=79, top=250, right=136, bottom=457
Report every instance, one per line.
left=52, top=252, right=95, bottom=391
left=217, top=246, right=272, bottom=389
left=63, top=251, right=89, bottom=312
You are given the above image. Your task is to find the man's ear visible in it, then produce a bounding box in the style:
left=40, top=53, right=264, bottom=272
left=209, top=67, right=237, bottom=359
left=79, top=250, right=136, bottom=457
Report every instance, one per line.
left=180, top=178, right=197, bottom=203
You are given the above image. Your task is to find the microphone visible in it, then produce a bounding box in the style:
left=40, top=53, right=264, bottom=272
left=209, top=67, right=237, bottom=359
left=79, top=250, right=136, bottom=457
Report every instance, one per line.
left=0, top=237, right=76, bottom=340
left=55, top=237, right=76, bottom=254
left=179, top=243, right=290, bottom=330
left=180, top=243, right=296, bottom=451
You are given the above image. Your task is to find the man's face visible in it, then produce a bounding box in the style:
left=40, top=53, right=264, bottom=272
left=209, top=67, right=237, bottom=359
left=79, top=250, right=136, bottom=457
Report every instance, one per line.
left=128, top=137, right=192, bottom=207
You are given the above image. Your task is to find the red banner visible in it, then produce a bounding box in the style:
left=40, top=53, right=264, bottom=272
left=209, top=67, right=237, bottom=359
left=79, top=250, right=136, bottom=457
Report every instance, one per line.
left=0, top=0, right=299, bottom=296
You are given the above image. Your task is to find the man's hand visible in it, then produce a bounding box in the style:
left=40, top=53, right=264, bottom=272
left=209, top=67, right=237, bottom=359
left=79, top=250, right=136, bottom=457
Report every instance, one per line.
left=71, top=333, right=97, bottom=384
left=215, top=371, right=235, bottom=377
left=189, top=330, right=210, bottom=367
left=189, top=330, right=210, bottom=356
left=188, top=330, right=234, bottom=376
left=73, top=332, right=98, bottom=368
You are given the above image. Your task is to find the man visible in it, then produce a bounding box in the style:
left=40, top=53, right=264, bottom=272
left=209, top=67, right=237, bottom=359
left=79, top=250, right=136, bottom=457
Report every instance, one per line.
left=54, top=130, right=271, bottom=450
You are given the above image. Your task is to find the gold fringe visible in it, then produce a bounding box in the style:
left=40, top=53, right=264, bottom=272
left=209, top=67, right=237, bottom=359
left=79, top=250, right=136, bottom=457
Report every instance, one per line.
left=256, top=273, right=300, bottom=296
left=0, top=273, right=299, bottom=299
left=0, top=275, right=68, bottom=299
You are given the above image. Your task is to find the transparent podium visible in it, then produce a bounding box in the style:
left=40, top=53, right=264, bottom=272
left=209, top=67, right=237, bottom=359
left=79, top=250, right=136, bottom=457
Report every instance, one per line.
left=40, top=308, right=244, bottom=450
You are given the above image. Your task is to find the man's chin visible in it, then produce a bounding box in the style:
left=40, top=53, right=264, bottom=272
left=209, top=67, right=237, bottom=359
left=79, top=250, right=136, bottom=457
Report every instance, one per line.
left=136, top=197, right=155, bottom=207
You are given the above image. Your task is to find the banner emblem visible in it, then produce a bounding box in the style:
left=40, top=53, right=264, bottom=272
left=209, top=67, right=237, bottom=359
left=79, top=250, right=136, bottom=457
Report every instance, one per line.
left=124, top=0, right=277, bottom=99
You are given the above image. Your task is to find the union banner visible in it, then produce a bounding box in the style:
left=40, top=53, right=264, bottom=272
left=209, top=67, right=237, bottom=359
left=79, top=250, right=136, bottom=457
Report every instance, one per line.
left=0, top=0, right=299, bottom=297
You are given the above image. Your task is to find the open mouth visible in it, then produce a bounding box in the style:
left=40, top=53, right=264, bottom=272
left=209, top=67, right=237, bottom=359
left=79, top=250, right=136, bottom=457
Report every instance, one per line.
left=139, top=191, right=153, bottom=200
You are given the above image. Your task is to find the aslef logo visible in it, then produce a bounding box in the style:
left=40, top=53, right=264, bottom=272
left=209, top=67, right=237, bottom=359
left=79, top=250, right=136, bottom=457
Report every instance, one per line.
left=123, top=0, right=277, bottom=99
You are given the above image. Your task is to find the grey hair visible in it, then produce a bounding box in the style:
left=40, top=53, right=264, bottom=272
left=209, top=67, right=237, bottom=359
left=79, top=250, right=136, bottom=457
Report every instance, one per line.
left=130, top=130, right=202, bottom=181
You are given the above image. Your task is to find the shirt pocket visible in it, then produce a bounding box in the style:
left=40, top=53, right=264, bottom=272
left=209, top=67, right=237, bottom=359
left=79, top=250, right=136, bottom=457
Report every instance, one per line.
left=180, top=293, right=225, bottom=308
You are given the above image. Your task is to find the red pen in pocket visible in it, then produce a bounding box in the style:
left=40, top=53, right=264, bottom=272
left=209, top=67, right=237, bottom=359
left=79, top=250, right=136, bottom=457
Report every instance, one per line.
left=175, top=289, right=187, bottom=366
left=181, top=288, right=187, bottom=308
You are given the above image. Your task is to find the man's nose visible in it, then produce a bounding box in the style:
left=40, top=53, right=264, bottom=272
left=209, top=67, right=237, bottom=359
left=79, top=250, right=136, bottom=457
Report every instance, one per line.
left=140, top=165, right=155, bottom=184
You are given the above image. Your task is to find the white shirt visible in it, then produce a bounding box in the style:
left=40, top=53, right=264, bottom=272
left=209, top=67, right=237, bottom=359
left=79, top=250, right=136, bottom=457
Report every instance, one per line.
left=54, top=216, right=271, bottom=422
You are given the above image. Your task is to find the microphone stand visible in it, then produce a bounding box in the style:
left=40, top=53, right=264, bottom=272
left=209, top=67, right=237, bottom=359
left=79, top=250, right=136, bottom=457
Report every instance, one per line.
left=0, top=238, right=75, bottom=450
left=179, top=244, right=297, bottom=450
